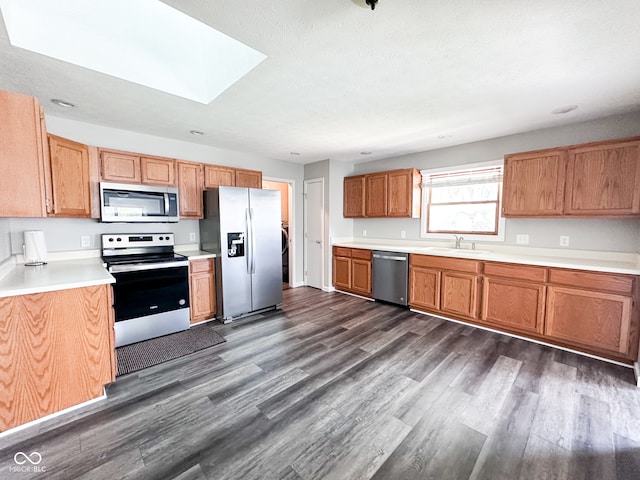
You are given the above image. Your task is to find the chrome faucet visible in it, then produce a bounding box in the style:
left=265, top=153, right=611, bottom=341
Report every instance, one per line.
left=454, top=235, right=464, bottom=249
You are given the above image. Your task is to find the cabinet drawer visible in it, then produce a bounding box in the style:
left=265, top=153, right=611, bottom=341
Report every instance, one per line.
left=190, top=258, right=214, bottom=274
left=333, top=247, right=352, bottom=257
left=484, top=262, right=547, bottom=282
left=410, top=254, right=481, bottom=274
left=549, top=269, right=634, bottom=295
left=351, top=248, right=371, bottom=260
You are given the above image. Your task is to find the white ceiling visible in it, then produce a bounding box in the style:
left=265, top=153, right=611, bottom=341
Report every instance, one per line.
left=1, top=0, right=639, bottom=165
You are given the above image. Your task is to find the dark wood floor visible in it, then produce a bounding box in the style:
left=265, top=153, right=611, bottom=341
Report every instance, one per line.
left=2, top=287, right=640, bottom=480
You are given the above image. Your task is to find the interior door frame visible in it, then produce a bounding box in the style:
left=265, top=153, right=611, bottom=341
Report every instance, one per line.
left=263, top=176, right=295, bottom=287
left=303, top=177, right=325, bottom=289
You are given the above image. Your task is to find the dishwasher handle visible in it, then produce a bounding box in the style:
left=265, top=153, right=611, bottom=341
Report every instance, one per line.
left=373, top=253, right=407, bottom=261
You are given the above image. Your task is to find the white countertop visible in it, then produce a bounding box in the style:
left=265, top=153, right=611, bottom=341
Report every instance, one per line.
left=0, top=258, right=115, bottom=299
left=178, top=250, right=217, bottom=260
left=332, top=239, right=640, bottom=275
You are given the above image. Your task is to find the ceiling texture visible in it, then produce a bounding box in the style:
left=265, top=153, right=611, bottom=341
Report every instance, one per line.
left=1, top=0, right=639, bottom=165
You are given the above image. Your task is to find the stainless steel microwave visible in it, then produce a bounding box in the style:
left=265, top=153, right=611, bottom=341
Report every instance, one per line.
left=99, top=182, right=179, bottom=223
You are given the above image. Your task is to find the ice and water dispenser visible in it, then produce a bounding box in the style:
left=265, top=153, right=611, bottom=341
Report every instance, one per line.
left=227, top=233, right=245, bottom=257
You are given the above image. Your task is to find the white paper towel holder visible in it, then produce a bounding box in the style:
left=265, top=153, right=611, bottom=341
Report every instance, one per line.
left=23, top=230, right=48, bottom=266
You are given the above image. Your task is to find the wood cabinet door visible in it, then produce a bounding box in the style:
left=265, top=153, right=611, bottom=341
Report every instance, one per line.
left=177, top=161, right=203, bottom=218
left=333, top=256, right=351, bottom=290
left=387, top=169, right=420, bottom=217
left=100, top=150, right=141, bottom=183
left=365, top=172, right=388, bottom=217
left=0, top=285, right=113, bottom=431
left=565, top=140, right=640, bottom=215
left=47, top=135, right=92, bottom=217
left=481, top=277, right=545, bottom=335
left=189, top=259, right=216, bottom=324
left=502, top=149, right=567, bottom=216
left=545, top=286, right=632, bottom=356
left=409, top=266, right=441, bottom=311
left=204, top=165, right=236, bottom=188
left=235, top=168, right=262, bottom=188
left=441, top=271, right=479, bottom=319
left=0, top=90, right=47, bottom=217
left=351, top=259, right=371, bottom=296
left=140, top=156, right=176, bottom=186
left=343, top=175, right=365, bottom=218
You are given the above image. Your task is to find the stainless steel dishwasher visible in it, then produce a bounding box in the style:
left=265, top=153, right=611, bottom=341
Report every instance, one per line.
left=372, top=251, right=409, bottom=306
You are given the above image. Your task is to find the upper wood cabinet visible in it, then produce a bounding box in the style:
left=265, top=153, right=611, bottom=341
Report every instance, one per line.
left=46, top=135, right=92, bottom=218
left=100, top=149, right=176, bottom=186
left=177, top=161, right=203, bottom=219
left=564, top=139, right=640, bottom=215
left=235, top=168, right=262, bottom=188
left=0, top=90, right=48, bottom=217
left=343, top=175, right=365, bottom=217
left=344, top=168, right=421, bottom=219
left=204, top=165, right=235, bottom=188
left=503, top=137, right=640, bottom=217
left=503, top=149, right=567, bottom=216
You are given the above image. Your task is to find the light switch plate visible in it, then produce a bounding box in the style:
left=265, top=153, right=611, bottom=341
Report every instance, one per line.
left=363, top=229, right=367, bottom=237
left=189, top=232, right=197, bottom=242
left=80, top=236, right=91, bottom=248
left=400, top=230, right=406, bottom=239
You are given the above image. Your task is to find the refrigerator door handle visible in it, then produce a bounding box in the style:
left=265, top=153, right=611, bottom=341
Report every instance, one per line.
left=249, top=207, right=257, bottom=274
left=245, top=208, right=253, bottom=274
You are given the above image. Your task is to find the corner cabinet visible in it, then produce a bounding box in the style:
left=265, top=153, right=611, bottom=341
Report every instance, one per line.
left=0, top=285, right=115, bottom=432
left=189, top=259, right=216, bottom=324
left=332, top=247, right=372, bottom=297
left=343, top=168, right=421, bottom=219
left=177, top=161, right=204, bottom=219
left=503, top=137, right=640, bottom=217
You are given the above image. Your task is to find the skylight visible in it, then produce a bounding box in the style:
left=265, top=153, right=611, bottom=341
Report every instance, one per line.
left=0, top=0, right=266, bottom=104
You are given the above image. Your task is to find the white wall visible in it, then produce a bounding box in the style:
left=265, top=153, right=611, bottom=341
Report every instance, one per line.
left=7, top=116, right=306, bottom=283
left=352, top=111, right=640, bottom=252
left=0, top=218, right=11, bottom=262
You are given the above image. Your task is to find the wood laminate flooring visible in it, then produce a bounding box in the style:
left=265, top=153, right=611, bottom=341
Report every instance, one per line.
left=2, top=287, right=640, bottom=479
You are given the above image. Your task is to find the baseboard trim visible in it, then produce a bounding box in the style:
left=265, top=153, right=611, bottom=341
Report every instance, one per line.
left=322, top=286, right=335, bottom=293
left=333, top=289, right=375, bottom=302
left=292, top=281, right=305, bottom=288
left=410, top=308, right=633, bottom=371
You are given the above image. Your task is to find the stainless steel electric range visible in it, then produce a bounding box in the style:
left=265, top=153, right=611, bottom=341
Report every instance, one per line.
left=101, top=233, right=190, bottom=347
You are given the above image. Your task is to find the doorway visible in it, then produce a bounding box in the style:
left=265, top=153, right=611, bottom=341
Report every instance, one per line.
left=263, top=179, right=293, bottom=288
left=304, top=178, right=324, bottom=290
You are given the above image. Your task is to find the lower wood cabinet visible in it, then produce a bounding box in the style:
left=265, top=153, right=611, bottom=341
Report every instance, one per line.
left=332, top=247, right=371, bottom=297
left=189, top=259, right=216, bottom=324
left=0, top=285, right=115, bottom=432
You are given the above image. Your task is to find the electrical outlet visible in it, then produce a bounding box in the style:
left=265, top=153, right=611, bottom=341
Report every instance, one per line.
left=559, top=235, right=570, bottom=247
left=189, top=232, right=197, bottom=242
left=80, top=236, right=91, bottom=248
left=400, top=230, right=406, bottom=239
left=363, top=229, right=367, bottom=237
left=516, top=234, right=529, bottom=245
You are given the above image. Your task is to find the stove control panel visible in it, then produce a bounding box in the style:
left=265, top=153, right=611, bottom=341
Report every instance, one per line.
left=101, top=233, right=175, bottom=248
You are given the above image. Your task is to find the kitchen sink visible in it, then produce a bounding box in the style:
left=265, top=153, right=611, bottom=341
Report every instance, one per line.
left=416, top=246, right=492, bottom=256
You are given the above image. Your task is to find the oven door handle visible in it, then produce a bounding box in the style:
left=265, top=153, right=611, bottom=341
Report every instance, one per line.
left=108, top=260, right=189, bottom=273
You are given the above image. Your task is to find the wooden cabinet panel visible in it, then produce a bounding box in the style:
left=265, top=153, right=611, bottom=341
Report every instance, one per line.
left=333, top=255, right=351, bottom=290
left=100, top=149, right=141, bottom=183
left=481, top=277, right=545, bottom=335
left=351, top=259, right=372, bottom=295
left=189, top=259, right=216, bottom=324
left=140, top=156, right=176, bottom=186
left=483, top=262, right=547, bottom=283
left=47, top=135, right=92, bottom=217
left=410, top=254, right=482, bottom=274
left=545, top=286, right=632, bottom=356
left=388, top=169, right=421, bottom=218
left=351, top=248, right=371, bottom=260
left=0, top=285, right=114, bottom=431
left=333, top=247, right=352, bottom=257
left=0, top=90, right=48, bottom=217
left=409, top=266, right=441, bottom=311
left=204, top=165, right=235, bottom=188
left=441, top=271, right=479, bottom=319
left=235, top=168, right=262, bottom=188
left=177, top=161, right=203, bottom=218
left=503, top=149, right=567, bottom=216
left=548, top=268, right=633, bottom=295
left=344, top=175, right=365, bottom=218
left=365, top=173, right=388, bottom=217
left=565, top=140, right=640, bottom=215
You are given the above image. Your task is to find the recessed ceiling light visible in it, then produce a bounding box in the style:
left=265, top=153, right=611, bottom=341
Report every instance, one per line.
left=189, top=130, right=205, bottom=136
left=289, top=152, right=301, bottom=156
left=552, top=105, right=578, bottom=114
left=360, top=151, right=372, bottom=155
left=50, top=98, right=75, bottom=108
left=437, top=135, right=452, bottom=139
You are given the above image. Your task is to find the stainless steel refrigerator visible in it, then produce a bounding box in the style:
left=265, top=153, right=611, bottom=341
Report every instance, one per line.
left=200, top=186, right=283, bottom=322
